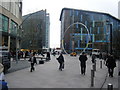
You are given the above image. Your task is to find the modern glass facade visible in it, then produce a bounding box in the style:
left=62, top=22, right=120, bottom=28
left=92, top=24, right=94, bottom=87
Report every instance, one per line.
left=0, top=14, right=9, bottom=32
left=21, top=10, right=50, bottom=51
left=0, top=1, right=22, bottom=52
left=60, top=8, right=120, bottom=56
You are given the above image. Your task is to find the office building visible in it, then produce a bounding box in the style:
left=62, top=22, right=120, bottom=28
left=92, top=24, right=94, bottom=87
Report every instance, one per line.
left=21, top=10, right=50, bottom=51
left=60, top=8, right=120, bottom=56
left=0, top=1, right=22, bottom=52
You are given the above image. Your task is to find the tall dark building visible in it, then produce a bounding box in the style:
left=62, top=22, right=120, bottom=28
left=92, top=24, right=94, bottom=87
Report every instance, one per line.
left=60, top=8, right=120, bottom=56
left=21, top=10, right=50, bottom=51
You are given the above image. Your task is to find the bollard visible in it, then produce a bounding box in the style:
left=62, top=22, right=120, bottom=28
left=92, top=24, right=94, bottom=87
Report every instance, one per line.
left=100, top=60, right=102, bottom=69
left=94, top=60, right=96, bottom=71
left=92, top=65, right=95, bottom=77
left=91, top=69, right=94, bottom=87
left=107, top=83, right=113, bottom=90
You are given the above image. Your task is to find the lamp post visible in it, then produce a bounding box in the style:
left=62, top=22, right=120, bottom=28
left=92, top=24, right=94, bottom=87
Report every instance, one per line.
left=15, top=25, right=18, bottom=63
left=106, top=20, right=113, bottom=54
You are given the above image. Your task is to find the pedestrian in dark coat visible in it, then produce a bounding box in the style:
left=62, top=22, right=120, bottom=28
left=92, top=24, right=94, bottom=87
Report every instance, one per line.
left=106, top=54, right=116, bottom=77
left=91, top=54, right=96, bottom=63
left=99, top=52, right=102, bottom=59
left=46, top=52, right=51, bottom=61
left=29, top=52, right=37, bottom=72
left=79, top=52, right=88, bottom=75
left=57, top=53, right=64, bottom=71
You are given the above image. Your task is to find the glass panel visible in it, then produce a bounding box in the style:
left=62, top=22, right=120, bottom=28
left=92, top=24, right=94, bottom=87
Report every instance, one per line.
left=1, top=15, right=8, bottom=32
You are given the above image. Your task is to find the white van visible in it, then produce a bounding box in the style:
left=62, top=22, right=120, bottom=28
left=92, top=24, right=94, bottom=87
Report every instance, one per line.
left=92, top=49, right=100, bottom=57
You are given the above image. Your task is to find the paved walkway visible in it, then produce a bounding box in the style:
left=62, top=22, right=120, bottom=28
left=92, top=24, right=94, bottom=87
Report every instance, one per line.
left=5, top=55, right=119, bottom=88
left=6, top=58, right=30, bottom=74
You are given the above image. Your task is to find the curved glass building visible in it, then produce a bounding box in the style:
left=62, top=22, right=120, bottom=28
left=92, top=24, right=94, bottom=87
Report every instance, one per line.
left=60, top=8, right=120, bottom=57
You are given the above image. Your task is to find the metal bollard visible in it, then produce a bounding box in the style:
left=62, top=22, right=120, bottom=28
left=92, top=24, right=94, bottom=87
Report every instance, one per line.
left=100, top=60, right=102, bottom=69
left=94, top=60, right=96, bottom=71
left=91, top=69, right=94, bottom=87
left=92, top=65, right=95, bottom=77
left=107, top=83, right=113, bottom=90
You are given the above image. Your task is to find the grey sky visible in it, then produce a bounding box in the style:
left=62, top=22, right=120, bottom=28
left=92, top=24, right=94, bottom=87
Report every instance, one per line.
left=22, top=0, right=120, bottom=48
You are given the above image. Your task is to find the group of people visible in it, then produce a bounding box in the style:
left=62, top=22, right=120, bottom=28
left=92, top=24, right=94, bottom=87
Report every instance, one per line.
left=28, top=51, right=117, bottom=78
left=91, top=52, right=116, bottom=77
left=56, top=52, right=117, bottom=77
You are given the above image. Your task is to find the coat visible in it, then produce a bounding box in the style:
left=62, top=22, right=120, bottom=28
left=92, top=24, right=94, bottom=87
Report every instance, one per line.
left=106, top=55, right=116, bottom=68
left=57, top=54, right=64, bottom=63
left=29, top=56, right=37, bottom=64
left=79, top=54, right=87, bottom=67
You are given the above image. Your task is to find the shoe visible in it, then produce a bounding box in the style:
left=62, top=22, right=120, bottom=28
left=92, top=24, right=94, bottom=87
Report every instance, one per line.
left=59, top=68, right=62, bottom=71
left=111, top=75, right=113, bottom=77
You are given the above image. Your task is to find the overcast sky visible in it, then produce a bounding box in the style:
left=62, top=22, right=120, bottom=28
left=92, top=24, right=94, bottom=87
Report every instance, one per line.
left=22, top=0, right=120, bottom=48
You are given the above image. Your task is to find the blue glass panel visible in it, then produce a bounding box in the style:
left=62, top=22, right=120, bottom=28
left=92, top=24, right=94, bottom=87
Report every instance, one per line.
left=80, top=15, right=83, bottom=21
left=104, top=26, right=106, bottom=34
left=97, top=27, right=100, bottom=34
left=75, top=48, right=92, bottom=50
left=85, top=21, right=87, bottom=26
left=70, top=10, right=72, bottom=16
left=76, top=24, right=78, bottom=28
left=76, top=11, right=79, bottom=16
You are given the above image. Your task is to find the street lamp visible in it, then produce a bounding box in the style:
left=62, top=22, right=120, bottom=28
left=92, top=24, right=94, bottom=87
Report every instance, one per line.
left=106, top=20, right=113, bottom=54
left=15, top=25, right=18, bottom=63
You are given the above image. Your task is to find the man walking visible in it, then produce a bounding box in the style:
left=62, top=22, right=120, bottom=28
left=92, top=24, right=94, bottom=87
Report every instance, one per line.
left=79, top=52, right=88, bottom=75
left=46, top=52, right=51, bottom=61
left=57, top=53, right=64, bottom=71
left=29, top=52, right=37, bottom=72
left=106, top=54, right=116, bottom=77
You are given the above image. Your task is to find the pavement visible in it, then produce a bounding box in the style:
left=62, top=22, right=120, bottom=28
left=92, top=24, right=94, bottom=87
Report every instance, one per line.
left=5, top=54, right=119, bottom=89
left=6, top=58, right=30, bottom=74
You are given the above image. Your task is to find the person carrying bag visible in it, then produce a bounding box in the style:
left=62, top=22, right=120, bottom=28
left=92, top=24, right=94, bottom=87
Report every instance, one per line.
left=57, top=53, right=64, bottom=71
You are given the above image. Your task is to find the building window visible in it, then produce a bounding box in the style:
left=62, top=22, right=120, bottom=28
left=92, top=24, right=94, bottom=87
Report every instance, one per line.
left=80, top=15, right=83, bottom=21
left=10, top=20, right=18, bottom=35
left=0, top=14, right=9, bottom=32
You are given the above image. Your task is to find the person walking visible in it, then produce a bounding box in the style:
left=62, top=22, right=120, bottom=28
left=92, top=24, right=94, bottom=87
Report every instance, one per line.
left=57, top=53, right=64, bottom=71
left=46, top=52, right=51, bottom=61
left=0, top=63, right=8, bottom=90
left=91, top=54, right=96, bottom=63
left=106, top=54, right=116, bottom=77
left=79, top=52, right=88, bottom=75
left=29, top=52, right=37, bottom=72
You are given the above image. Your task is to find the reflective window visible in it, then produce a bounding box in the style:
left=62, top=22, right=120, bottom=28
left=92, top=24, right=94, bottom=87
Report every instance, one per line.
left=0, top=14, right=9, bottom=32
left=10, top=20, right=18, bottom=35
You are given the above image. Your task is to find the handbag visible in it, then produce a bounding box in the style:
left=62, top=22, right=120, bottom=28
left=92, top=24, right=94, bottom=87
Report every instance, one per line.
left=28, top=58, right=31, bottom=62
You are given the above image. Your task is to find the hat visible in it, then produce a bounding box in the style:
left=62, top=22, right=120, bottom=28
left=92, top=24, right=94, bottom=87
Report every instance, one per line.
left=0, top=63, right=4, bottom=73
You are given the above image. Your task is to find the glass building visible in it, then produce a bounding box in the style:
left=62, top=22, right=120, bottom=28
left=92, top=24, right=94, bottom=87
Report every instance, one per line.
left=21, top=10, right=50, bottom=51
left=60, top=8, right=120, bottom=56
left=0, top=1, right=22, bottom=52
